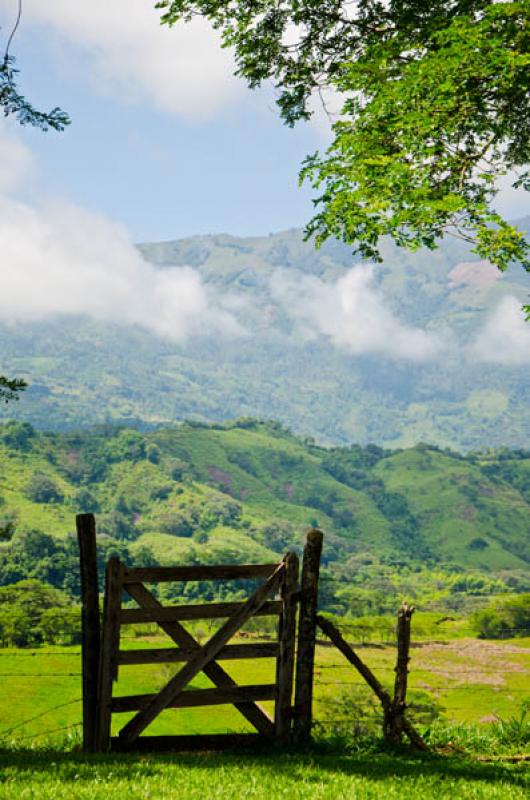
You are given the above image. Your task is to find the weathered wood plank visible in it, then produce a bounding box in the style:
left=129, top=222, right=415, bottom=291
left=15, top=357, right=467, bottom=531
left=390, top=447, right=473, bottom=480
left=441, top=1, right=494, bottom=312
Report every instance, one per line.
left=124, top=582, right=275, bottom=738
left=119, top=600, right=282, bottom=624
left=96, top=557, right=124, bottom=752
left=110, top=734, right=266, bottom=753
left=122, top=564, right=279, bottom=583
left=118, top=642, right=279, bottom=665
left=112, top=684, right=277, bottom=712
left=118, top=562, right=286, bottom=745
left=275, top=552, right=299, bottom=742
left=76, top=513, right=100, bottom=754
left=293, top=529, right=323, bottom=743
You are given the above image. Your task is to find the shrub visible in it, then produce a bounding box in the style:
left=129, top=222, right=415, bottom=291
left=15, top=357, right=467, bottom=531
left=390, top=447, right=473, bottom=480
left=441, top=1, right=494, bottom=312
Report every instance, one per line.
left=106, top=430, right=146, bottom=463
left=1, top=421, right=35, bottom=451
left=98, top=510, right=138, bottom=541
left=146, top=444, right=160, bottom=464
left=473, top=593, right=530, bottom=638
left=0, top=511, right=16, bottom=541
left=25, top=472, right=64, bottom=504
left=73, top=488, right=100, bottom=513
left=157, top=510, right=194, bottom=537
left=0, top=580, right=72, bottom=647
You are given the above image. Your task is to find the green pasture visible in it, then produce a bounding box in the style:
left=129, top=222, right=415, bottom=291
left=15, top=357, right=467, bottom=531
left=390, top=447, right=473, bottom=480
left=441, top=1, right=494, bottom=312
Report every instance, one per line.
left=1, top=632, right=528, bottom=743
left=0, top=747, right=528, bottom=800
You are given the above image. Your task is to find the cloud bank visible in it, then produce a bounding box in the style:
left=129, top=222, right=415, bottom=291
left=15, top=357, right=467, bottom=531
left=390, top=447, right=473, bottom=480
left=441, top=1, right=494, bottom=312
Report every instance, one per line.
left=0, top=197, right=243, bottom=340
left=1, top=124, right=528, bottom=365
left=0, top=123, right=243, bottom=341
left=9, top=0, right=244, bottom=119
left=270, top=267, right=440, bottom=361
left=470, top=296, right=530, bottom=365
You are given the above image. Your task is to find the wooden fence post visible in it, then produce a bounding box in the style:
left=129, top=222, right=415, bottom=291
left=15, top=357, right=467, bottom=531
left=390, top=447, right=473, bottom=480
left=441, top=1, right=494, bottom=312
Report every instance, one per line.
left=76, top=513, right=100, bottom=754
left=96, top=556, right=124, bottom=752
left=316, top=613, right=427, bottom=751
left=384, top=602, right=415, bottom=745
left=293, top=528, right=323, bottom=744
left=275, top=551, right=299, bottom=742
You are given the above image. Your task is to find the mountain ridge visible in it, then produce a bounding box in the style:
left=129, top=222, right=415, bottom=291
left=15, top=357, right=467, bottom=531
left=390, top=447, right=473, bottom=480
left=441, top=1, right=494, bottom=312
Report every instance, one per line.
left=1, top=224, right=529, bottom=449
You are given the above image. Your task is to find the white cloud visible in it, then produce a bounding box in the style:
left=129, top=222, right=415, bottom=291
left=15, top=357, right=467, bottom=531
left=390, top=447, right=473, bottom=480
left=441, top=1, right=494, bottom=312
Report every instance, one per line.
left=8, top=0, right=244, bottom=119
left=0, top=196, right=244, bottom=339
left=0, top=123, right=243, bottom=340
left=470, top=296, right=530, bottom=365
left=270, top=266, right=440, bottom=361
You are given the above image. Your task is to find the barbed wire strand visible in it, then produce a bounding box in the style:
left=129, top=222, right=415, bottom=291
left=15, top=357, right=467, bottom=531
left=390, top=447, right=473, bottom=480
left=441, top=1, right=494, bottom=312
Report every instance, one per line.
left=0, top=697, right=82, bottom=737
left=0, top=673, right=81, bottom=677
left=0, top=652, right=81, bottom=657
left=5, top=721, right=82, bottom=742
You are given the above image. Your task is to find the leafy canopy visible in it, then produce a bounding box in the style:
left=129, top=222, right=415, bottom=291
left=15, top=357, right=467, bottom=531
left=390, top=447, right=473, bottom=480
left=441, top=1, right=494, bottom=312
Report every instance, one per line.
left=158, top=1, right=530, bottom=292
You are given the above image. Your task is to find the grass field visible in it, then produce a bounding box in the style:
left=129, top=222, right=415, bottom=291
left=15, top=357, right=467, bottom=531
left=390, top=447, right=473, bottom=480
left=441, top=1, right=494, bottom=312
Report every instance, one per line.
left=0, top=746, right=529, bottom=800
left=0, top=631, right=529, bottom=799
left=1, top=632, right=528, bottom=740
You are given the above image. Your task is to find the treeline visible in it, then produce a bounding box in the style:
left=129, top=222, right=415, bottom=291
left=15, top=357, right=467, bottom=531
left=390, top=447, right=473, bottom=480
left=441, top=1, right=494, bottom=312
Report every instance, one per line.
left=0, top=581, right=80, bottom=647
left=0, top=529, right=150, bottom=596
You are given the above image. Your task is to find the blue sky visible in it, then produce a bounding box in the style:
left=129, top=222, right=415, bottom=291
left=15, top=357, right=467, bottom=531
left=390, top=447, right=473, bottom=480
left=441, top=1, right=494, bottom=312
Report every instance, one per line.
left=3, top=0, right=530, bottom=244
left=4, top=0, right=323, bottom=243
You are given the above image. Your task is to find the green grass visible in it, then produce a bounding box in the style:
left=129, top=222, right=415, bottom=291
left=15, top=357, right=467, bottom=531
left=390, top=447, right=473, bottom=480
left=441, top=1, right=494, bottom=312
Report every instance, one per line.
left=0, top=745, right=528, bottom=799
left=0, top=633, right=528, bottom=799
left=1, top=634, right=528, bottom=743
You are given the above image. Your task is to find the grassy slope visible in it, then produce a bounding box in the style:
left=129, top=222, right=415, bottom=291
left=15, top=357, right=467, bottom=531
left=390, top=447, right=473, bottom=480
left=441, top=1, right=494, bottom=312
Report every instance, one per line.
left=372, top=449, right=529, bottom=570
left=1, top=423, right=529, bottom=572
left=151, top=426, right=392, bottom=549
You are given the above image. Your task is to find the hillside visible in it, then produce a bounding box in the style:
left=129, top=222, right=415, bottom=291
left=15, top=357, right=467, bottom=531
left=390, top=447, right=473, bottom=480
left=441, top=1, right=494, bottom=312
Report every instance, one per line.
left=1, top=224, right=529, bottom=450
left=1, top=420, right=528, bottom=612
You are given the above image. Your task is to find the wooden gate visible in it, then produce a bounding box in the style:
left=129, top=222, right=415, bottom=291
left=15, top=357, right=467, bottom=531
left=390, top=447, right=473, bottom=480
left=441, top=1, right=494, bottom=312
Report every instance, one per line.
left=77, top=516, right=322, bottom=753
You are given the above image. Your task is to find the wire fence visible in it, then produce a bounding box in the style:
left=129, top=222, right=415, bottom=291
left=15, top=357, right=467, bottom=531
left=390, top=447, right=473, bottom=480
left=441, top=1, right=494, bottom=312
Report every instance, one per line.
left=5, top=722, right=82, bottom=742
left=0, top=698, right=82, bottom=738
left=0, top=616, right=528, bottom=744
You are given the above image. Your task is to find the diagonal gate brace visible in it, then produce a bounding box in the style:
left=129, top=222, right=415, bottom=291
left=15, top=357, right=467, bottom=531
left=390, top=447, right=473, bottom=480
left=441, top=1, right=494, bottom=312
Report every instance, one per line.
left=124, top=583, right=275, bottom=738
left=123, top=584, right=276, bottom=738
left=119, top=561, right=286, bottom=745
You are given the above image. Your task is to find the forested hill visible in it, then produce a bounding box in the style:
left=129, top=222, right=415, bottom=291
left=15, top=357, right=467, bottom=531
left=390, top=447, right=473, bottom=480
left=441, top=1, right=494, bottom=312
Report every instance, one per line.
left=1, top=223, right=529, bottom=450
left=1, top=420, right=529, bottom=612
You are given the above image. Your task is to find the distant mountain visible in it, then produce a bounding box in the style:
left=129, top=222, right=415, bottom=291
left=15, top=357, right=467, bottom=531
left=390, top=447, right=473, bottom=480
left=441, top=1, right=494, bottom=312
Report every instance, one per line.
left=1, top=223, right=529, bottom=449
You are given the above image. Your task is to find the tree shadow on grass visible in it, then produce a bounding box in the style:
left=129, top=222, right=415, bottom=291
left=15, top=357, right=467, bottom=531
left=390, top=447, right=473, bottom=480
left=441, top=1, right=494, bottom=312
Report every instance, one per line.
left=0, top=744, right=528, bottom=790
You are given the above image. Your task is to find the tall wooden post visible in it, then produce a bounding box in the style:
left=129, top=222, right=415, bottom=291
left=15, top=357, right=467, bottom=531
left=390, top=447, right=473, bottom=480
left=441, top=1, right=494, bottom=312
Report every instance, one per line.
left=384, top=602, right=415, bottom=744
left=293, top=528, right=323, bottom=744
left=275, top=551, right=299, bottom=742
left=76, top=513, right=101, bottom=754
left=96, top=556, right=124, bottom=752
